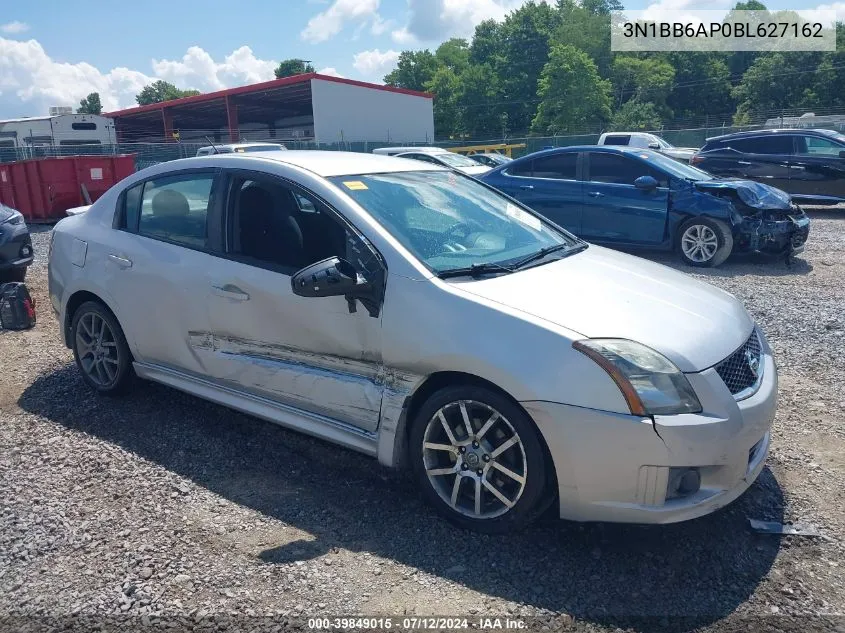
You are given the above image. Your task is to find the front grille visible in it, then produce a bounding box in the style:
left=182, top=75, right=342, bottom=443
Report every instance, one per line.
left=715, top=330, right=762, bottom=397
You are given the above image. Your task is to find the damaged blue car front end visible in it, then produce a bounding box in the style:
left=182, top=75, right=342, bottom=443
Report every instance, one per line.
left=671, top=178, right=810, bottom=260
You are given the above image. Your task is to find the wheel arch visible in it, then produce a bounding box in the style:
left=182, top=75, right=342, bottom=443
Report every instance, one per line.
left=63, top=289, right=123, bottom=349
left=383, top=370, right=558, bottom=502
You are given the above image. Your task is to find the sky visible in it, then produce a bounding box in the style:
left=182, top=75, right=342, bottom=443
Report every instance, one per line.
left=0, top=0, right=842, bottom=119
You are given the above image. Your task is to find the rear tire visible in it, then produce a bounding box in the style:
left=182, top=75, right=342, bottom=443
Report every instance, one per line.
left=71, top=301, right=134, bottom=395
left=676, top=217, right=733, bottom=267
left=409, top=385, right=548, bottom=534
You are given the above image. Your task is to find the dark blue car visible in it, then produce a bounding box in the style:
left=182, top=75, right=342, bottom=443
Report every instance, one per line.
left=481, top=146, right=810, bottom=267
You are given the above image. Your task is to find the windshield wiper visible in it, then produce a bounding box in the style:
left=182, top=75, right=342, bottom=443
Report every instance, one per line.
left=510, top=243, right=584, bottom=270
left=436, top=261, right=515, bottom=279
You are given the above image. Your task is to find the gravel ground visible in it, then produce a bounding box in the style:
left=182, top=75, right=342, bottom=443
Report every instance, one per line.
left=1, top=213, right=845, bottom=633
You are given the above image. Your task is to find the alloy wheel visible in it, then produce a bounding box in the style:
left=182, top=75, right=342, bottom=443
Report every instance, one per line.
left=75, top=311, right=120, bottom=387
left=681, top=224, right=719, bottom=262
left=421, top=400, right=528, bottom=519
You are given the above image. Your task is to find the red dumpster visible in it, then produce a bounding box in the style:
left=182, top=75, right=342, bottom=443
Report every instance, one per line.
left=0, top=155, right=136, bottom=222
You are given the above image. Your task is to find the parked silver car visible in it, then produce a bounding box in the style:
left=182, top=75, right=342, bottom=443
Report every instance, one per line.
left=48, top=151, right=776, bottom=533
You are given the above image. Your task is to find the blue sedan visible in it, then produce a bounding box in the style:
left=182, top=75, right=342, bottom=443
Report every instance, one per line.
left=481, top=146, right=810, bottom=267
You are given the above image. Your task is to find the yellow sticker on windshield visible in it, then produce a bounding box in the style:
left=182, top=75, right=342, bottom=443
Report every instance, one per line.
left=343, top=181, right=368, bottom=190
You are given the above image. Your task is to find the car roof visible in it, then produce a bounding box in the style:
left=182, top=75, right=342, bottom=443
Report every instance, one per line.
left=373, top=146, right=449, bottom=154
left=704, top=128, right=834, bottom=142
left=198, top=142, right=285, bottom=150
left=514, top=146, right=664, bottom=159
left=201, top=150, right=447, bottom=177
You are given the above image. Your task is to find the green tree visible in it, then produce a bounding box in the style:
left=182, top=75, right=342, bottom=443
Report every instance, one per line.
left=274, top=59, right=315, bottom=78
left=135, top=81, right=201, bottom=106
left=732, top=52, right=820, bottom=122
left=77, top=92, right=102, bottom=115
left=555, top=0, right=614, bottom=76
left=383, top=50, right=439, bottom=91
left=611, top=55, right=675, bottom=110
left=610, top=100, right=663, bottom=130
left=666, top=53, right=733, bottom=120
left=469, top=20, right=504, bottom=67
left=435, top=38, right=470, bottom=73
left=427, top=67, right=461, bottom=138
left=498, top=1, right=562, bottom=134
left=455, top=64, right=505, bottom=138
left=531, top=44, right=611, bottom=134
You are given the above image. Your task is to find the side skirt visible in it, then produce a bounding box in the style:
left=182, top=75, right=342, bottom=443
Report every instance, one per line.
left=133, top=362, right=379, bottom=457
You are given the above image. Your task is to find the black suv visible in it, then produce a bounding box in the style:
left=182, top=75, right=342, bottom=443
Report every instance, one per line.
left=691, top=128, right=845, bottom=203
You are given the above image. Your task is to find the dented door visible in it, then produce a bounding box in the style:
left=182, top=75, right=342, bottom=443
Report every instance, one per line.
left=199, top=256, right=384, bottom=432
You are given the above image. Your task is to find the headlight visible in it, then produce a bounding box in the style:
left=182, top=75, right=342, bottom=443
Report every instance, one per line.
left=573, top=339, right=702, bottom=415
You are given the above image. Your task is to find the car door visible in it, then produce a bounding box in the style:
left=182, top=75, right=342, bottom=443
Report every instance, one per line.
left=200, top=169, right=386, bottom=432
left=493, top=152, right=582, bottom=234
left=105, top=169, right=223, bottom=376
left=581, top=151, right=669, bottom=245
left=788, top=134, right=845, bottom=198
left=722, top=136, right=792, bottom=191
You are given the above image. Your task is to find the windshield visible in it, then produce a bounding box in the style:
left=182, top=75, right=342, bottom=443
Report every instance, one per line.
left=330, top=171, right=581, bottom=274
left=638, top=149, right=714, bottom=181
left=433, top=152, right=481, bottom=168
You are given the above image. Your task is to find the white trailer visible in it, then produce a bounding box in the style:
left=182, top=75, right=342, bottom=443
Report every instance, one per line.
left=0, top=114, right=116, bottom=151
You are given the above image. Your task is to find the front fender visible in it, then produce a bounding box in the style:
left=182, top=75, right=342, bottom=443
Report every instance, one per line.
left=668, top=181, right=742, bottom=238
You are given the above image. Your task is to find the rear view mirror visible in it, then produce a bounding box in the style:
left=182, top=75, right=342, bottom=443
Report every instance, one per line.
left=291, top=257, right=361, bottom=298
left=634, top=175, right=659, bottom=190
left=647, top=142, right=661, bottom=150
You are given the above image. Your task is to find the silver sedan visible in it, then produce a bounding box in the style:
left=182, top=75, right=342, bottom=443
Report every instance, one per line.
left=48, top=151, right=776, bottom=533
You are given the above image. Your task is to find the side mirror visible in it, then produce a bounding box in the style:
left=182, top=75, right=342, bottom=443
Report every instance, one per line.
left=291, top=256, right=383, bottom=318
left=291, top=257, right=362, bottom=298
left=634, top=175, right=659, bottom=190
left=647, top=142, right=661, bottom=150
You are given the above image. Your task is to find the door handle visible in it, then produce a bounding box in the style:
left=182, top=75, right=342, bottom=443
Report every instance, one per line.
left=587, top=191, right=605, bottom=198
left=737, top=161, right=752, bottom=166
left=211, top=284, right=250, bottom=301
left=519, top=185, right=534, bottom=190
left=107, top=253, right=133, bottom=269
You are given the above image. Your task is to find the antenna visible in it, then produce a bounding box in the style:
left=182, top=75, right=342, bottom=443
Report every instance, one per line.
left=204, top=136, right=220, bottom=154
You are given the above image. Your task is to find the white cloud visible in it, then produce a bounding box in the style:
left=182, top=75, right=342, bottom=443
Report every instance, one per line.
left=0, top=21, right=29, bottom=34
left=152, top=45, right=276, bottom=93
left=301, top=0, right=381, bottom=43
left=0, top=37, right=281, bottom=117
left=352, top=49, right=400, bottom=78
left=392, top=0, right=539, bottom=44
left=0, top=37, right=152, bottom=114
left=317, top=66, right=345, bottom=77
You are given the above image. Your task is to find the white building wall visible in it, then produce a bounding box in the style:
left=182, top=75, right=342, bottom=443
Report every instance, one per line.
left=310, top=79, right=434, bottom=144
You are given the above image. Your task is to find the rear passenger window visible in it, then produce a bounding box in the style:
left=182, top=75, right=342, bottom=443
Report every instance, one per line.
left=588, top=153, right=668, bottom=187
left=507, top=160, right=534, bottom=176
left=727, top=136, right=792, bottom=154
left=530, top=153, right=577, bottom=180
left=138, top=174, right=214, bottom=249
left=121, top=183, right=143, bottom=231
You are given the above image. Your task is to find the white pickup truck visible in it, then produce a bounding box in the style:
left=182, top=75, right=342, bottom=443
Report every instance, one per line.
left=597, top=132, right=698, bottom=163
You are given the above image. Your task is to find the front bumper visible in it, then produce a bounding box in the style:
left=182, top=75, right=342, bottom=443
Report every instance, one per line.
left=0, top=224, right=34, bottom=270
left=524, top=349, right=777, bottom=524
left=737, top=208, right=810, bottom=257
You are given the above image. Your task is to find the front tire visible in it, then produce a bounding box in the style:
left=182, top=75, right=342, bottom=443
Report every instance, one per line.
left=677, top=217, right=733, bottom=267
left=409, top=385, right=549, bottom=534
left=71, top=301, right=133, bottom=395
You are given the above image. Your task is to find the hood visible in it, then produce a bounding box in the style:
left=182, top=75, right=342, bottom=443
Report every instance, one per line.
left=694, top=178, right=792, bottom=210
left=453, top=245, right=753, bottom=372
left=458, top=165, right=492, bottom=176
left=0, top=203, right=21, bottom=223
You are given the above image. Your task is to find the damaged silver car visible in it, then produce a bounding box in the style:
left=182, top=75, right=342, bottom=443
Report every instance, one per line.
left=48, top=151, right=777, bottom=533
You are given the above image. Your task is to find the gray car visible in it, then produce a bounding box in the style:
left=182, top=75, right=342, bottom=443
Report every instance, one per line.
left=48, top=151, right=776, bottom=533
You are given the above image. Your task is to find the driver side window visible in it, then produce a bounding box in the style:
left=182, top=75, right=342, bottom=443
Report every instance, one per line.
left=225, top=174, right=350, bottom=273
